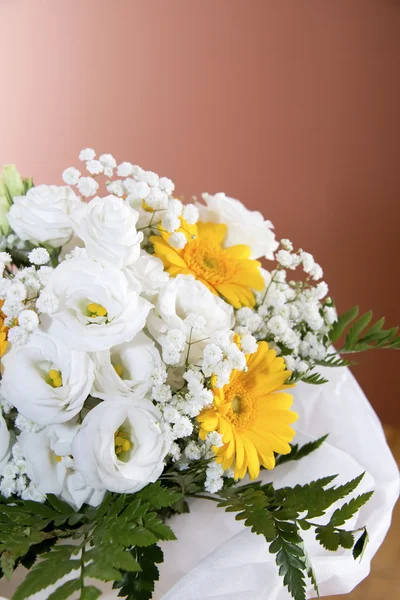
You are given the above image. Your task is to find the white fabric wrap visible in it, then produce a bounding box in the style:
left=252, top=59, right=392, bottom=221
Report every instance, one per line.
left=3, top=366, right=399, bottom=600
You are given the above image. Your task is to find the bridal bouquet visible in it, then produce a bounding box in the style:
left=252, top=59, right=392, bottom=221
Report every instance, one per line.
left=0, top=152, right=398, bottom=600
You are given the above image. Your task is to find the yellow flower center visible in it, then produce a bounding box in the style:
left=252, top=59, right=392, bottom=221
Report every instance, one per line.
left=114, top=429, right=132, bottom=457
left=222, top=381, right=256, bottom=431
left=114, top=364, right=123, bottom=377
left=48, top=369, right=63, bottom=388
left=182, top=239, right=235, bottom=285
left=87, top=302, right=108, bottom=318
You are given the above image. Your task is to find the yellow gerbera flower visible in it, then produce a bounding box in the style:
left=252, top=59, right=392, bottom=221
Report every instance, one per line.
left=0, top=301, right=8, bottom=357
left=150, top=220, right=264, bottom=309
left=197, top=341, right=298, bottom=480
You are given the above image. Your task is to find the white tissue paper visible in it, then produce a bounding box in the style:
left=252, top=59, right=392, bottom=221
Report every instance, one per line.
left=2, top=366, right=399, bottom=600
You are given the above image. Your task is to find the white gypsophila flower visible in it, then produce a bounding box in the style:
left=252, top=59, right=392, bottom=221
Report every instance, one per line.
left=161, top=212, right=180, bottom=233
left=138, top=170, right=159, bottom=187
left=280, top=239, right=293, bottom=251
left=0, top=414, right=11, bottom=476
left=310, top=263, right=323, bottom=281
left=15, top=414, right=43, bottom=433
left=169, top=442, right=181, bottom=462
left=0, top=278, right=11, bottom=299
left=240, top=333, right=258, bottom=354
left=62, top=167, right=81, bottom=185
left=207, top=431, right=224, bottom=448
left=7, top=326, right=29, bottom=346
left=152, top=384, right=172, bottom=404
left=267, top=315, right=288, bottom=337
left=145, top=187, right=169, bottom=211
left=204, top=461, right=224, bottom=493
left=79, top=148, right=96, bottom=161
left=184, top=313, right=206, bottom=332
left=168, top=198, right=183, bottom=216
left=147, top=274, right=234, bottom=366
left=163, top=406, right=181, bottom=423
left=300, top=251, right=315, bottom=273
left=276, top=249, right=296, bottom=269
left=324, top=305, right=337, bottom=325
left=106, top=180, right=125, bottom=197
left=172, top=416, right=193, bottom=439
left=117, top=162, right=133, bottom=177
left=78, top=176, right=99, bottom=198
left=99, top=153, right=117, bottom=170
left=125, top=180, right=150, bottom=201
left=236, top=306, right=263, bottom=333
left=226, top=344, right=246, bottom=370
left=43, top=257, right=151, bottom=351
left=168, top=231, right=187, bottom=249
left=28, top=248, right=50, bottom=265
left=0, top=252, right=11, bottom=264
left=86, top=159, right=103, bottom=175
left=36, top=290, right=59, bottom=314
left=184, top=441, right=202, bottom=460
left=151, top=366, right=168, bottom=386
left=73, top=398, right=169, bottom=494
left=8, top=185, right=81, bottom=247
left=197, top=192, right=278, bottom=260
left=5, top=281, right=27, bottom=302
left=17, top=309, right=39, bottom=332
left=36, top=266, right=54, bottom=287
left=159, top=177, right=175, bottom=194
left=1, top=330, right=95, bottom=425
left=182, top=204, right=199, bottom=225
left=91, top=331, right=162, bottom=401
left=71, top=195, right=143, bottom=269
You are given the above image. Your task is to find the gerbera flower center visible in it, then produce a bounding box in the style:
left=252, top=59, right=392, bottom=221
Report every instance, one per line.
left=182, top=239, right=234, bottom=285
left=223, top=381, right=256, bottom=430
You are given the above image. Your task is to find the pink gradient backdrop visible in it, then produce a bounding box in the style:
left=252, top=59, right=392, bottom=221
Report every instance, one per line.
left=0, top=0, right=399, bottom=422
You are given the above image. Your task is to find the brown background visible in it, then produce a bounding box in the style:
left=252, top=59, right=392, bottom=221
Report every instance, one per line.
left=0, top=0, right=399, bottom=424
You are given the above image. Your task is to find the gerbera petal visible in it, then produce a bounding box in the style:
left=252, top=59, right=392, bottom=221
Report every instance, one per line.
left=197, top=221, right=227, bottom=244
left=225, top=245, right=252, bottom=260
left=242, top=436, right=260, bottom=480
left=234, top=457, right=248, bottom=480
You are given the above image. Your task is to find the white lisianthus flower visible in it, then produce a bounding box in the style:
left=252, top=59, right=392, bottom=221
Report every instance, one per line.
left=0, top=414, right=11, bottom=476
left=91, top=331, right=162, bottom=400
left=1, top=331, right=94, bottom=425
left=197, top=192, right=278, bottom=259
left=18, top=424, right=105, bottom=509
left=43, top=257, right=151, bottom=351
left=147, top=274, right=234, bottom=364
left=7, top=185, right=81, bottom=247
left=123, top=250, right=169, bottom=302
left=71, top=195, right=143, bottom=269
left=72, top=398, right=169, bottom=493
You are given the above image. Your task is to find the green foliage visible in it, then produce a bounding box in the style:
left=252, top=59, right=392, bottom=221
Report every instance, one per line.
left=216, top=471, right=372, bottom=600
left=275, top=435, right=329, bottom=466
left=0, top=482, right=182, bottom=600
left=330, top=306, right=400, bottom=352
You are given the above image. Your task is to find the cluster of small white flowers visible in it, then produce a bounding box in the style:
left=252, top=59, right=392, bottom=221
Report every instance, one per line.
left=0, top=233, right=29, bottom=255
left=235, top=241, right=338, bottom=375
left=0, top=444, right=45, bottom=501
left=0, top=260, right=56, bottom=343
left=202, top=331, right=257, bottom=388
left=204, top=461, right=225, bottom=493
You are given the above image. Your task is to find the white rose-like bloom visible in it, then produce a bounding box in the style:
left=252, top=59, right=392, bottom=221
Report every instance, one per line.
left=0, top=414, right=11, bottom=475
left=71, top=195, right=143, bottom=269
left=1, top=331, right=94, bottom=425
left=196, top=192, right=278, bottom=260
left=91, top=331, right=161, bottom=400
left=147, top=274, right=234, bottom=364
left=123, top=250, right=169, bottom=302
left=18, top=424, right=105, bottom=509
left=7, top=185, right=81, bottom=247
left=43, top=257, right=151, bottom=352
left=72, top=398, right=169, bottom=493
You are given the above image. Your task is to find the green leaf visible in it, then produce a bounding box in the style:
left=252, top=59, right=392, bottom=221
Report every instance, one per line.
left=46, top=495, right=75, bottom=515
left=85, top=561, right=121, bottom=582
left=353, top=529, right=369, bottom=561
left=1, top=549, right=15, bottom=580
left=273, top=533, right=307, bottom=600
left=81, top=587, right=102, bottom=600
left=143, top=513, right=177, bottom=541
left=46, top=579, right=80, bottom=600
left=112, top=545, right=163, bottom=600
left=344, top=311, right=372, bottom=349
left=330, top=306, right=359, bottom=343
left=276, top=435, right=328, bottom=466
left=315, top=526, right=340, bottom=551
left=329, top=492, right=373, bottom=527
left=94, top=545, right=141, bottom=572
left=299, top=372, right=329, bottom=385
left=137, top=482, right=184, bottom=509
left=12, top=559, right=79, bottom=600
